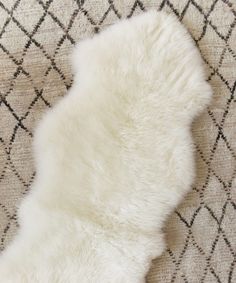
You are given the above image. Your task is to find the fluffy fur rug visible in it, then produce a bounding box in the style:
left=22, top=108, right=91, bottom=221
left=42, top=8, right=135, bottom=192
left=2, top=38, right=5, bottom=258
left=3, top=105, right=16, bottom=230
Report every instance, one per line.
left=0, top=10, right=211, bottom=283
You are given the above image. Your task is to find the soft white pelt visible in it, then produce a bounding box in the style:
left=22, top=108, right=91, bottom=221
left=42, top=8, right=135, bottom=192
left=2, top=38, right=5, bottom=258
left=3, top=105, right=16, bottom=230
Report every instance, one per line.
left=0, top=10, right=212, bottom=283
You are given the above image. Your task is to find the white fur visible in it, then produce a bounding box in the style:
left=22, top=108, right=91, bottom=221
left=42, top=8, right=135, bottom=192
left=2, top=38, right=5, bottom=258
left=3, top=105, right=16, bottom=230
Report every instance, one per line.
left=0, top=11, right=212, bottom=283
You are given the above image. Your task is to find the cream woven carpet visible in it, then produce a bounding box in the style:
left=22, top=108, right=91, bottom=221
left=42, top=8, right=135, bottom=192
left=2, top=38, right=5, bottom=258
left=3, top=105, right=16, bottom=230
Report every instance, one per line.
left=0, top=0, right=235, bottom=282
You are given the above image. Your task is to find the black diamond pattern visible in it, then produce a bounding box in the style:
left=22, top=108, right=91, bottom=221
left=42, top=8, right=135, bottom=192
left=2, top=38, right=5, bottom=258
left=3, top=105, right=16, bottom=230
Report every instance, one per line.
left=0, top=1, right=235, bottom=282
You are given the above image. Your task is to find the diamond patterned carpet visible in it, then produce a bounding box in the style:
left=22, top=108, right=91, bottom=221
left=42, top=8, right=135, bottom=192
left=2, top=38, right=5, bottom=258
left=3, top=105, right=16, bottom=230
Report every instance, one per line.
left=0, top=0, right=236, bottom=282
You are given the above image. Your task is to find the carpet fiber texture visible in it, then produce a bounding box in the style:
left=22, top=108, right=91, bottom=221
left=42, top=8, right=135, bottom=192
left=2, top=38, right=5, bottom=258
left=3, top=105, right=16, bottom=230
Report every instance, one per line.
left=0, top=11, right=212, bottom=282
left=0, top=1, right=235, bottom=282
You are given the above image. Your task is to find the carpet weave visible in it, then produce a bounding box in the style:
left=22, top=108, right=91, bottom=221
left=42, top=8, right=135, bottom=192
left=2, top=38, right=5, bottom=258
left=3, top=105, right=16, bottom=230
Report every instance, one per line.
left=0, top=1, right=235, bottom=282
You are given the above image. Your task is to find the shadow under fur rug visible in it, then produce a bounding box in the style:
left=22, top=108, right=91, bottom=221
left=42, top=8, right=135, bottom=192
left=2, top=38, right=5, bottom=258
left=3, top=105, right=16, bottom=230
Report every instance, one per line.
left=0, top=10, right=212, bottom=283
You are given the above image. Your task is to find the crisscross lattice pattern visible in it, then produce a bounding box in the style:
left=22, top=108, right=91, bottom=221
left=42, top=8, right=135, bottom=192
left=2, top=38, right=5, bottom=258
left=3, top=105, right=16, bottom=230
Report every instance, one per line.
left=0, top=1, right=235, bottom=282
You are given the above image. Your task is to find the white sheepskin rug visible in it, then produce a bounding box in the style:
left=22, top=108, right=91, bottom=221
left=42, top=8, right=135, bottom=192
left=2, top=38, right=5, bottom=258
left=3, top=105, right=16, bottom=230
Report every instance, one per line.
left=0, top=10, right=212, bottom=283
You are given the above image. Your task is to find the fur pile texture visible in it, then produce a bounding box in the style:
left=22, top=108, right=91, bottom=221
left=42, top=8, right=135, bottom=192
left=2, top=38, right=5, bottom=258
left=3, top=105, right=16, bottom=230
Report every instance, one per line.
left=0, top=10, right=212, bottom=283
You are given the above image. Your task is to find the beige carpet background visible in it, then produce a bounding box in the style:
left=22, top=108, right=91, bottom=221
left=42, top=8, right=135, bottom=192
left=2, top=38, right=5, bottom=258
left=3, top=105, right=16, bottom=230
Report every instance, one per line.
left=0, top=0, right=235, bottom=282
